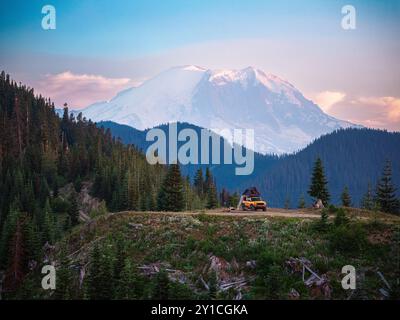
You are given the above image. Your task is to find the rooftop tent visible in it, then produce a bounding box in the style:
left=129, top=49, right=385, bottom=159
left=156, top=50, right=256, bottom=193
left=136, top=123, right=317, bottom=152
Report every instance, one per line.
left=242, top=187, right=260, bottom=197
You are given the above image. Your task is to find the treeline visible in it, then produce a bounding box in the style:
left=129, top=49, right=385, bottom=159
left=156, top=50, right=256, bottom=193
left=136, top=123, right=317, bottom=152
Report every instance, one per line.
left=98, top=120, right=400, bottom=208
left=156, top=166, right=219, bottom=211
left=252, top=128, right=400, bottom=207
left=308, top=157, right=400, bottom=214
left=0, top=72, right=219, bottom=296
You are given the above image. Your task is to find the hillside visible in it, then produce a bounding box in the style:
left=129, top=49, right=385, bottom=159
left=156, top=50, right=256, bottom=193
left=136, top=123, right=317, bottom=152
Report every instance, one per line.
left=13, top=209, right=400, bottom=300
left=0, top=72, right=165, bottom=295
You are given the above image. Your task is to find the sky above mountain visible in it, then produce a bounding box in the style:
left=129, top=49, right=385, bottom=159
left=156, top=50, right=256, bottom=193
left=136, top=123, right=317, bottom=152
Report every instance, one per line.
left=1, top=0, right=399, bottom=131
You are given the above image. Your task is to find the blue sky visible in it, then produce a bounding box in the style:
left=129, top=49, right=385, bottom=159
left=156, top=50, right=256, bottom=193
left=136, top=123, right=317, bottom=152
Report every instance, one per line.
left=1, top=0, right=398, bottom=57
left=0, top=0, right=399, bottom=130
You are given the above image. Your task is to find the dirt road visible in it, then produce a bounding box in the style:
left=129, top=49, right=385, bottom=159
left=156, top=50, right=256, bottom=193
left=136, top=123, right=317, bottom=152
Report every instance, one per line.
left=118, top=208, right=322, bottom=219
left=118, top=207, right=400, bottom=222
left=197, top=208, right=321, bottom=218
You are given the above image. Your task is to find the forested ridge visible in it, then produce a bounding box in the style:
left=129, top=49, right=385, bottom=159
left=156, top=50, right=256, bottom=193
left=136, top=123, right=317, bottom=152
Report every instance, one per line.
left=99, top=121, right=400, bottom=207
left=0, top=72, right=220, bottom=296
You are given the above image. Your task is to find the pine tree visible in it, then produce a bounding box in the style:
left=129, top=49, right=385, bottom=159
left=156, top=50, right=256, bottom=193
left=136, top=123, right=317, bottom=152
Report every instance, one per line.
left=152, top=269, right=170, bottom=299
left=23, top=216, right=41, bottom=263
left=361, top=183, right=375, bottom=210
left=120, top=172, right=130, bottom=210
left=204, top=167, right=218, bottom=209
left=284, top=197, right=290, bottom=209
left=157, top=164, right=184, bottom=212
left=54, top=243, right=73, bottom=299
left=74, top=175, right=82, bottom=193
left=193, top=168, right=204, bottom=198
left=204, top=167, right=213, bottom=195
left=318, top=208, right=329, bottom=231
left=3, top=216, right=25, bottom=292
left=208, top=270, right=218, bottom=299
left=182, top=175, right=192, bottom=211
left=0, top=207, right=20, bottom=269
left=341, top=186, right=352, bottom=207
left=86, top=243, right=114, bottom=299
left=206, top=183, right=218, bottom=209
left=229, top=192, right=240, bottom=208
left=147, top=188, right=157, bottom=211
left=116, top=258, right=138, bottom=299
left=308, top=157, right=330, bottom=206
left=68, top=196, right=80, bottom=226
left=220, top=188, right=230, bottom=207
left=42, top=198, right=55, bottom=244
left=376, top=160, right=398, bottom=214
left=113, top=236, right=126, bottom=285
left=86, top=243, right=101, bottom=299
left=334, top=208, right=349, bottom=226
left=298, top=194, right=306, bottom=209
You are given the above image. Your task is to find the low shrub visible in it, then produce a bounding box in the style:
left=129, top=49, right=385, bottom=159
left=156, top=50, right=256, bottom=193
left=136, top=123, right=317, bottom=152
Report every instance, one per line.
left=329, top=223, right=367, bottom=254
left=334, top=208, right=349, bottom=227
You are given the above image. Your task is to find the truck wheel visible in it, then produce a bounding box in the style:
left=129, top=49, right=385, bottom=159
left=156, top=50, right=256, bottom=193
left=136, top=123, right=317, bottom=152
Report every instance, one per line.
left=241, top=204, right=247, bottom=211
left=250, top=205, right=255, bottom=211
left=262, top=207, right=267, bottom=212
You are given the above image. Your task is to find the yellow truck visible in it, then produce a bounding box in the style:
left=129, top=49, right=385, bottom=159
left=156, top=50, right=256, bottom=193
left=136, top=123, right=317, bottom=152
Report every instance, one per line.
left=237, top=187, right=267, bottom=211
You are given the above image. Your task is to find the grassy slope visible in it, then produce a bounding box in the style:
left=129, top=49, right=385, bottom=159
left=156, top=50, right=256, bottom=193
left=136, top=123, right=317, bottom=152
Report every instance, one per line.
left=53, top=208, right=400, bottom=300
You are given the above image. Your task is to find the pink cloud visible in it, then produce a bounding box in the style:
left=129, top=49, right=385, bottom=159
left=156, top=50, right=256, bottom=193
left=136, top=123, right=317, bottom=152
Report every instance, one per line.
left=36, top=71, right=139, bottom=108
left=319, top=95, right=400, bottom=131
left=311, top=91, right=346, bottom=113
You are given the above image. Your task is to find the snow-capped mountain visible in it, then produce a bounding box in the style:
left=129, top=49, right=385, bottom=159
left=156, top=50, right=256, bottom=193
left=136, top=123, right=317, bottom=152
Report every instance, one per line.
left=79, top=65, right=356, bottom=154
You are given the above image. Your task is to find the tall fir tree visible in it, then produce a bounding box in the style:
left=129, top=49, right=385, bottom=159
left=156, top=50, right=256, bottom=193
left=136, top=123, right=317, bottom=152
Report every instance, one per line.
left=284, top=197, right=291, bottom=209
left=229, top=192, right=240, bottom=208
left=361, top=182, right=375, bottom=210
left=86, top=243, right=114, bottom=300
left=376, top=160, right=399, bottom=214
left=54, top=243, right=73, bottom=299
left=42, top=198, right=55, bottom=244
left=157, top=164, right=184, bottom=212
left=4, top=218, right=24, bottom=291
left=116, top=258, right=138, bottom=299
left=193, top=168, right=204, bottom=198
left=205, top=167, right=218, bottom=209
left=298, top=194, right=306, bottom=209
left=308, top=157, right=330, bottom=206
left=68, top=196, right=80, bottom=226
left=152, top=269, right=170, bottom=299
left=206, top=183, right=218, bottom=209
left=341, top=186, right=352, bottom=207
left=204, top=167, right=213, bottom=194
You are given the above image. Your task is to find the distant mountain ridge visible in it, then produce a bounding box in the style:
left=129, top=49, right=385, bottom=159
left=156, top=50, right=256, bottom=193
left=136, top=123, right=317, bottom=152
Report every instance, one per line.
left=77, top=65, right=358, bottom=154
left=98, top=121, right=400, bottom=207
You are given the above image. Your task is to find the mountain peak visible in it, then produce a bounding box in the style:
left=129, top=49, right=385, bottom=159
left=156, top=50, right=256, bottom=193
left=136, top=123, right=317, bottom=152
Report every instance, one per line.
left=171, top=65, right=206, bottom=72
left=80, top=66, right=356, bottom=154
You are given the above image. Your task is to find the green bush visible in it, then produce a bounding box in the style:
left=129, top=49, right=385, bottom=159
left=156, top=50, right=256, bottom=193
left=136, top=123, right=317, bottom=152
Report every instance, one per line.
left=329, top=223, right=367, bottom=254
left=314, top=208, right=329, bottom=232
left=328, top=204, right=338, bottom=214
left=51, top=197, right=70, bottom=213
left=89, top=200, right=108, bottom=218
left=197, top=212, right=213, bottom=223
left=252, top=251, right=288, bottom=299
left=334, top=208, right=349, bottom=227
